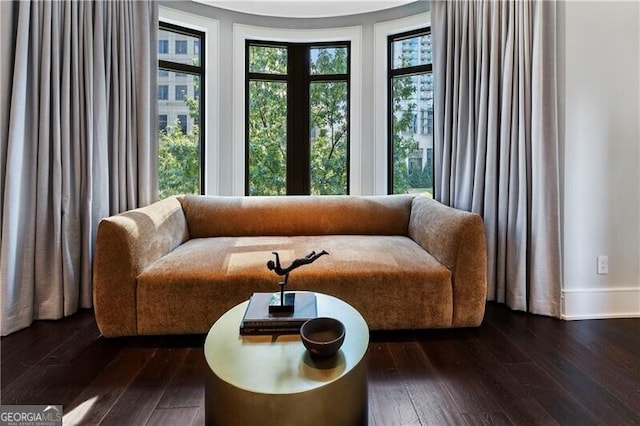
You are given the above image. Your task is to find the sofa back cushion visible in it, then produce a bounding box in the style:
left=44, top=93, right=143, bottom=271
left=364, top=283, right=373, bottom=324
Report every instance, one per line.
left=180, top=195, right=414, bottom=237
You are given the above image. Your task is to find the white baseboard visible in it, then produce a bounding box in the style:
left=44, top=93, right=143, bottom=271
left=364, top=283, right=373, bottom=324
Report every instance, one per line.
left=561, top=287, right=640, bottom=320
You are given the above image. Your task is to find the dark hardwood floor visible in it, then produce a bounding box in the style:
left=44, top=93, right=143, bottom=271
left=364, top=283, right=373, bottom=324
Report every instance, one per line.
left=1, top=303, right=639, bottom=425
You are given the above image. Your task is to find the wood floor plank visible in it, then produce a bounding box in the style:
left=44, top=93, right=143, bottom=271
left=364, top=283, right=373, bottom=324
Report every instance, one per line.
left=145, top=407, right=199, bottom=425
left=474, top=312, right=531, bottom=364
left=0, top=364, right=69, bottom=405
left=367, top=343, right=421, bottom=426
left=0, top=311, right=96, bottom=390
left=418, top=331, right=503, bottom=416
left=38, top=319, right=103, bottom=366
left=35, top=335, right=125, bottom=408
left=190, top=405, right=206, bottom=426
left=568, top=319, right=640, bottom=378
left=63, top=347, right=157, bottom=425
left=579, top=318, right=640, bottom=362
left=486, top=306, right=639, bottom=425
left=1, top=304, right=638, bottom=426
left=527, top=315, right=640, bottom=418
left=387, top=340, right=467, bottom=425
left=506, top=361, right=598, bottom=424
left=156, top=347, right=207, bottom=409
left=98, top=348, right=190, bottom=426
left=463, top=412, right=513, bottom=426
left=2, top=333, right=121, bottom=406
left=608, top=317, right=640, bottom=340
left=0, top=310, right=95, bottom=364
left=456, top=330, right=559, bottom=425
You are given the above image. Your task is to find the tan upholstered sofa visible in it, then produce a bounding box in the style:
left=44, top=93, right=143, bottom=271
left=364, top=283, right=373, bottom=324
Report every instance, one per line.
left=93, top=194, right=487, bottom=337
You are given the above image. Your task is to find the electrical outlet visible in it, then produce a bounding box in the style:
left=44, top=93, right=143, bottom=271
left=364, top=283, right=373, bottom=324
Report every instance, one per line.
left=597, top=255, right=608, bottom=275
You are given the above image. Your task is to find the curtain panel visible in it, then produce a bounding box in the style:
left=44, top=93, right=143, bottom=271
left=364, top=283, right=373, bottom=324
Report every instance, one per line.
left=432, top=0, right=562, bottom=317
left=0, top=1, right=158, bottom=336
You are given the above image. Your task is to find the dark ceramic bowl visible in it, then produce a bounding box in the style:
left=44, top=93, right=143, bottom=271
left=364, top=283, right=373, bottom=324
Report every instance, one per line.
left=300, top=317, right=346, bottom=357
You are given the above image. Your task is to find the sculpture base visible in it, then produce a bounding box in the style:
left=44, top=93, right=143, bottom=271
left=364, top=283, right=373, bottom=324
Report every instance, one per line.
left=268, top=292, right=295, bottom=314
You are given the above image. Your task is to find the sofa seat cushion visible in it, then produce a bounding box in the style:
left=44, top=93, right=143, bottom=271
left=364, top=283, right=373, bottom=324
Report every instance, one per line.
left=136, top=235, right=452, bottom=334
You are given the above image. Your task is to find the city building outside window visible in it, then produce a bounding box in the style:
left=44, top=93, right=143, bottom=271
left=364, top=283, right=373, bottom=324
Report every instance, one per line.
left=246, top=41, right=350, bottom=195
left=388, top=28, right=433, bottom=197
left=158, top=22, right=205, bottom=199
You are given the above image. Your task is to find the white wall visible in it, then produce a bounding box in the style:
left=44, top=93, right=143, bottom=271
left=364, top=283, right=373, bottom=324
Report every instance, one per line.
left=561, top=1, right=640, bottom=318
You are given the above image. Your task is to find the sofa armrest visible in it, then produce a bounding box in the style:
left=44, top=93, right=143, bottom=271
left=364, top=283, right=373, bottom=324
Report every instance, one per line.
left=93, top=196, right=189, bottom=337
left=408, top=196, right=487, bottom=327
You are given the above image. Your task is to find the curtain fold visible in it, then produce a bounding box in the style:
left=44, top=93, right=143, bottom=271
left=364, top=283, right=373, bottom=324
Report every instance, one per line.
left=432, top=0, right=561, bottom=317
left=0, top=0, right=158, bottom=336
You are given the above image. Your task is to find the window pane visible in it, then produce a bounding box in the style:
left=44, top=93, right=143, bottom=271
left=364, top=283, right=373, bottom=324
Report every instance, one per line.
left=249, top=45, right=287, bottom=74
left=248, top=81, right=287, bottom=195
left=391, top=73, right=433, bottom=196
left=158, top=70, right=201, bottom=198
left=391, top=33, right=431, bottom=69
left=310, top=81, right=348, bottom=195
left=175, top=85, right=188, bottom=101
left=158, top=114, right=168, bottom=132
left=175, top=40, right=188, bottom=54
left=159, top=29, right=201, bottom=66
left=177, top=114, right=187, bottom=134
left=310, top=47, right=348, bottom=75
left=158, top=40, right=168, bottom=54
left=157, top=85, right=168, bottom=100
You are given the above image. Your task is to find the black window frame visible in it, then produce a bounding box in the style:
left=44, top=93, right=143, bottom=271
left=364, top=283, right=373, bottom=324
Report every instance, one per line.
left=245, top=40, right=351, bottom=196
left=387, top=27, right=433, bottom=195
left=158, top=21, right=206, bottom=194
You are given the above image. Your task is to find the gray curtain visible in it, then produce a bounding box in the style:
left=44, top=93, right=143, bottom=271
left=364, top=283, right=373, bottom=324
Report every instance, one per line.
left=432, top=0, right=562, bottom=317
left=0, top=0, right=158, bottom=336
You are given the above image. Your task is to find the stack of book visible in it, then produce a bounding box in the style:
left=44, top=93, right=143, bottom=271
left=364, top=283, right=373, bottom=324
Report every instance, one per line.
left=239, top=292, right=317, bottom=335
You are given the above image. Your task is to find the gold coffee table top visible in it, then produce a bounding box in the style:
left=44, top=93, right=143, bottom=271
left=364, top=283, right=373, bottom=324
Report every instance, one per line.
left=204, top=292, right=369, bottom=395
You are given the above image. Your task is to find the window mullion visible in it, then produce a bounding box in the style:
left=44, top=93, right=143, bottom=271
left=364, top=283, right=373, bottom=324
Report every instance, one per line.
left=159, top=60, right=201, bottom=75
left=287, top=44, right=310, bottom=195
left=309, top=74, right=348, bottom=82
left=389, top=64, right=431, bottom=79
left=247, top=72, right=288, bottom=81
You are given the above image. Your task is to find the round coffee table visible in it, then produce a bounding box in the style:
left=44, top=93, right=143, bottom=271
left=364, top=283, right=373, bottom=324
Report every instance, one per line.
left=203, top=292, right=369, bottom=426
